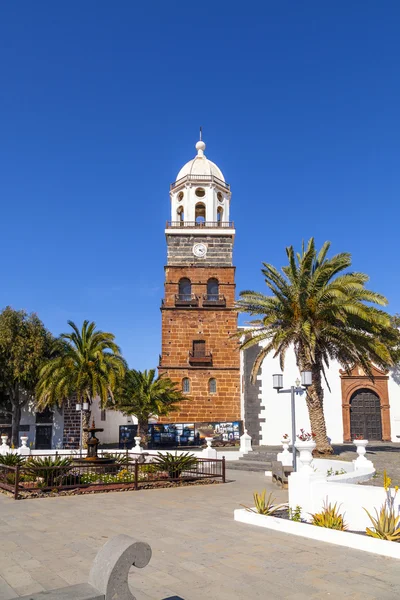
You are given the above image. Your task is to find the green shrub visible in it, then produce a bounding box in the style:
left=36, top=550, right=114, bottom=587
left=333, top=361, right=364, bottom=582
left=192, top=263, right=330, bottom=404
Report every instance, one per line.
left=153, top=452, right=198, bottom=479
left=0, top=453, right=26, bottom=466
left=310, top=500, right=347, bottom=530
left=25, top=456, right=73, bottom=487
left=289, top=505, right=302, bottom=522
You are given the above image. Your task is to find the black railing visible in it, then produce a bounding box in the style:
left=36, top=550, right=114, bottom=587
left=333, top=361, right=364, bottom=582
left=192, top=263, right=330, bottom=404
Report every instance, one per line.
left=170, top=174, right=230, bottom=191
left=0, top=454, right=226, bottom=499
left=167, top=221, right=234, bottom=229
left=189, top=351, right=213, bottom=365
left=202, top=294, right=226, bottom=307
left=175, top=294, right=199, bottom=307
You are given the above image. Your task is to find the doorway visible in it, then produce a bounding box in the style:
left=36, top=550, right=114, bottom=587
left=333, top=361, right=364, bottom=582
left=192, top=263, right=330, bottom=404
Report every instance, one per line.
left=35, top=425, right=52, bottom=449
left=350, top=388, right=382, bottom=441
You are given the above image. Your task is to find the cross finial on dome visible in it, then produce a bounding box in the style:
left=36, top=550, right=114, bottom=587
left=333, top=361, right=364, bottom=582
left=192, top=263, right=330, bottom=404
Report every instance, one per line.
left=195, top=126, right=206, bottom=156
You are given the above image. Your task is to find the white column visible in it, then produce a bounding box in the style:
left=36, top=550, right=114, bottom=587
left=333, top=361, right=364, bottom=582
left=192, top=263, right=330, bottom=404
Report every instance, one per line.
left=18, top=436, right=31, bottom=456
left=0, top=435, right=10, bottom=456
left=202, top=437, right=218, bottom=458
left=240, top=429, right=253, bottom=454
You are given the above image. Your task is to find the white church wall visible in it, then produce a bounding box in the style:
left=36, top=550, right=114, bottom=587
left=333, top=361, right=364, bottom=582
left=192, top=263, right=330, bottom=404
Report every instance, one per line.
left=90, top=400, right=138, bottom=445
left=257, top=347, right=344, bottom=445
left=388, top=368, right=400, bottom=441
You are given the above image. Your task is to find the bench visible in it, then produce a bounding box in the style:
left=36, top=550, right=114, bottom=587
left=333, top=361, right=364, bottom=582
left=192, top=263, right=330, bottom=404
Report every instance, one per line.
left=271, top=461, right=293, bottom=489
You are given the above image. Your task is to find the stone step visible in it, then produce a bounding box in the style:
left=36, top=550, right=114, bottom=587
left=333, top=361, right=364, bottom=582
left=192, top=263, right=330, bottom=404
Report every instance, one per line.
left=226, top=459, right=273, bottom=472
left=238, top=452, right=277, bottom=462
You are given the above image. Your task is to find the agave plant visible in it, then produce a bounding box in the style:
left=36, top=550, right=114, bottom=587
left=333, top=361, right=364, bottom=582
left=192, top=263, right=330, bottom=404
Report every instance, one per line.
left=310, top=499, right=348, bottom=530
left=242, top=490, right=286, bottom=516
left=25, top=456, right=73, bottom=487
left=365, top=505, right=400, bottom=541
left=364, top=471, right=400, bottom=541
left=0, top=453, right=26, bottom=466
left=153, top=452, right=198, bottom=479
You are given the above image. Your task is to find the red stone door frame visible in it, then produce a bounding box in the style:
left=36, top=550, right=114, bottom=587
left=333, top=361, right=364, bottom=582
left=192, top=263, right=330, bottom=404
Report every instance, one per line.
left=340, top=366, right=391, bottom=442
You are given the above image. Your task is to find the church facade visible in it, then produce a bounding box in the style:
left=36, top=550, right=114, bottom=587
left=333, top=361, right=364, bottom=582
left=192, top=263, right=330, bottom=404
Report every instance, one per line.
left=156, top=138, right=400, bottom=448
left=242, top=344, right=400, bottom=446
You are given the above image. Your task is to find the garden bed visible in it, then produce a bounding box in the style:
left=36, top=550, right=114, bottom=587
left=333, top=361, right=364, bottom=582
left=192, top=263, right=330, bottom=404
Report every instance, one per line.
left=234, top=507, right=400, bottom=560
left=1, top=477, right=222, bottom=500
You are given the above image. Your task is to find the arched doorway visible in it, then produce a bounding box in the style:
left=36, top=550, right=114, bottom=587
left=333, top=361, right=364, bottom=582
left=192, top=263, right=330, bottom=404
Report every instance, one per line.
left=350, top=388, right=382, bottom=441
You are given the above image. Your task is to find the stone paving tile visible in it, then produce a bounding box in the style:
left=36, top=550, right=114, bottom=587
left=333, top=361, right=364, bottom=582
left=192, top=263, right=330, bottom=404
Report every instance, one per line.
left=0, top=575, right=16, bottom=600
left=1, top=467, right=400, bottom=598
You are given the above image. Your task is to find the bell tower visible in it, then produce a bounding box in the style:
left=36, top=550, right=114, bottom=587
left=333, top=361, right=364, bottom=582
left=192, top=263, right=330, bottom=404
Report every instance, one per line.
left=158, top=137, right=240, bottom=425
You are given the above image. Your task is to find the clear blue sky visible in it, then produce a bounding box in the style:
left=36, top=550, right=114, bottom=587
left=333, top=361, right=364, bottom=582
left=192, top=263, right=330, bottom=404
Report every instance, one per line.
left=1, top=2, right=399, bottom=369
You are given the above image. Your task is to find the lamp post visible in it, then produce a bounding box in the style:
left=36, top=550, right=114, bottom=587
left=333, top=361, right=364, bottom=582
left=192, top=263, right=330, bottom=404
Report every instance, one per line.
left=272, top=371, right=312, bottom=472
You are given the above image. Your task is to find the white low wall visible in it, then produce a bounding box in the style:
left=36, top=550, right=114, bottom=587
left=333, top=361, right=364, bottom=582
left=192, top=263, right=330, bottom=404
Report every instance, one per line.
left=288, top=459, right=382, bottom=531
left=234, top=509, right=400, bottom=560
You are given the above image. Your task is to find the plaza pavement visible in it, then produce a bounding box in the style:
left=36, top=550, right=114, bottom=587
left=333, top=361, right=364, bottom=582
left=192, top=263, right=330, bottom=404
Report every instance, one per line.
left=0, top=468, right=400, bottom=599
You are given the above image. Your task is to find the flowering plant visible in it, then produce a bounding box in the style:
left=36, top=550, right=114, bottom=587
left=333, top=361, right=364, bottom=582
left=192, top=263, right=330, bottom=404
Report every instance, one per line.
left=282, top=433, right=290, bottom=440
left=353, top=434, right=365, bottom=441
left=297, top=429, right=316, bottom=442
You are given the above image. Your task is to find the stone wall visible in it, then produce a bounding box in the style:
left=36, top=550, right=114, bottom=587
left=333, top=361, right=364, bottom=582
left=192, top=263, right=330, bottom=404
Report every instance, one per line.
left=157, top=367, right=240, bottom=423
left=62, top=401, right=81, bottom=449
left=160, top=261, right=240, bottom=423
left=242, top=344, right=263, bottom=445
left=166, top=234, right=233, bottom=266
left=163, top=265, right=236, bottom=307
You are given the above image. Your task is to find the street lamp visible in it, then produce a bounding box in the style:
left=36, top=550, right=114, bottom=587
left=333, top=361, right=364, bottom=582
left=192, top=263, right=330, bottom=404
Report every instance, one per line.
left=272, top=371, right=312, bottom=471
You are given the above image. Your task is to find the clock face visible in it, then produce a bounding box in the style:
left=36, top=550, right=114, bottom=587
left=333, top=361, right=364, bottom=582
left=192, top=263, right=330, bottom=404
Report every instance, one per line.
left=193, top=243, right=207, bottom=258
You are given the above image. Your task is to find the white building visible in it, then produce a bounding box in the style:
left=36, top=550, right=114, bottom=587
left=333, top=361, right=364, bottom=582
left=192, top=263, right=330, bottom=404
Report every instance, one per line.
left=241, top=342, right=400, bottom=446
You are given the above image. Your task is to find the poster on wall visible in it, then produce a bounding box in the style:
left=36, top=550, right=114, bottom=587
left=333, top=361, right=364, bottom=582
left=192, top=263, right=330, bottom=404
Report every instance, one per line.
left=195, top=422, right=241, bottom=443
left=119, top=425, right=138, bottom=449
left=147, top=421, right=242, bottom=448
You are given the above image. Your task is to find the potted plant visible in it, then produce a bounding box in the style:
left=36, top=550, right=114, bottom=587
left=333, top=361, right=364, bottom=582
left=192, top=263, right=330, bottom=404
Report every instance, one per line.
left=295, top=429, right=316, bottom=473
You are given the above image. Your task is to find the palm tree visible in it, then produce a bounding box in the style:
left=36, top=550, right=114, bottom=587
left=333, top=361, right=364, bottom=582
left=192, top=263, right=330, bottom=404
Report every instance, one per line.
left=36, top=320, right=126, bottom=446
left=237, top=238, right=398, bottom=454
left=111, top=369, right=188, bottom=448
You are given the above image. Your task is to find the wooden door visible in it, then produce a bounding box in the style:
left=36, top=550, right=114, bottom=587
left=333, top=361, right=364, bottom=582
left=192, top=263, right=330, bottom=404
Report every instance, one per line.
left=350, top=389, right=382, bottom=441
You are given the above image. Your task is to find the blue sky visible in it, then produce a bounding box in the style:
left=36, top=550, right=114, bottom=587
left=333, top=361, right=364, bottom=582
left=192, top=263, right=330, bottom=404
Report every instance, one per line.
left=1, top=2, right=399, bottom=369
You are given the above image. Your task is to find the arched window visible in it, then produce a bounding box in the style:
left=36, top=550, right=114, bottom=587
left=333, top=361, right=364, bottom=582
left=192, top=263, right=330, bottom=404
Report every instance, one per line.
left=182, top=377, right=190, bottom=393
left=195, top=202, right=206, bottom=224
left=217, top=205, right=224, bottom=225
left=177, top=205, right=184, bottom=223
left=207, top=278, right=219, bottom=301
left=209, top=378, right=217, bottom=394
left=179, top=278, right=191, bottom=301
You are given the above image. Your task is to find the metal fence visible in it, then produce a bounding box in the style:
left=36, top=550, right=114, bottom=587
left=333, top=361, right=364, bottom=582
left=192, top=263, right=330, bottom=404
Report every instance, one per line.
left=0, top=453, right=226, bottom=499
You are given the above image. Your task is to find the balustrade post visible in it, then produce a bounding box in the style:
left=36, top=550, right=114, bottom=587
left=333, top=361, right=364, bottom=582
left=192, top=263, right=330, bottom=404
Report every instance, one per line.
left=14, top=464, right=20, bottom=500
left=222, top=456, right=226, bottom=483
left=134, top=460, right=139, bottom=490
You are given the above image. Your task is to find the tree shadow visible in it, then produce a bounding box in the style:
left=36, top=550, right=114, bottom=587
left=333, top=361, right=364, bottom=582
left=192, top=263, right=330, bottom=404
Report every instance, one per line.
left=332, top=443, right=400, bottom=455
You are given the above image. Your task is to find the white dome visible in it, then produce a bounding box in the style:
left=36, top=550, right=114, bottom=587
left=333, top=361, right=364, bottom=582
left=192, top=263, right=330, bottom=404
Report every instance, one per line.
left=176, top=140, right=225, bottom=182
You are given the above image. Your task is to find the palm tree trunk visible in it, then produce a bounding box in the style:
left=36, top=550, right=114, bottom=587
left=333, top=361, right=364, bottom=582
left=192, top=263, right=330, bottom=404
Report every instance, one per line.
left=305, top=364, right=333, bottom=454
left=137, top=418, right=149, bottom=449
left=82, top=409, right=91, bottom=449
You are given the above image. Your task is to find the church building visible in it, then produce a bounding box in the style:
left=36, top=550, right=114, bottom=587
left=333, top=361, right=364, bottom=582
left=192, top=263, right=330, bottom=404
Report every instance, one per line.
left=8, top=137, right=400, bottom=450
left=157, top=137, right=241, bottom=442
